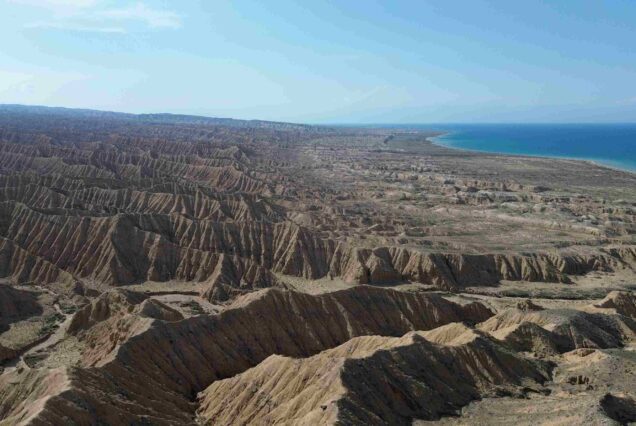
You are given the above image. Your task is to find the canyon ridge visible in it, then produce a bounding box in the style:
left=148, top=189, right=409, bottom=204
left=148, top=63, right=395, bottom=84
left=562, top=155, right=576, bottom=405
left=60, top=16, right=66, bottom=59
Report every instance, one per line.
left=0, top=105, right=635, bottom=425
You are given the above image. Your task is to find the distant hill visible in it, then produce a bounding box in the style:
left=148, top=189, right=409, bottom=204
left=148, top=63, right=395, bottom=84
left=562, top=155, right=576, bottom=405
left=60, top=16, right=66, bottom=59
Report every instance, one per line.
left=0, top=104, right=314, bottom=131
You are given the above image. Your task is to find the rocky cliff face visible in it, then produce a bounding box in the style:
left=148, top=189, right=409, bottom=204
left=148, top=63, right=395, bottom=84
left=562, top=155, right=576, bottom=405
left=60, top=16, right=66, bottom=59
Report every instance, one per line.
left=329, top=245, right=635, bottom=290
left=0, top=201, right=331, bottom=292
left=1, top=195, right=631, bottom=296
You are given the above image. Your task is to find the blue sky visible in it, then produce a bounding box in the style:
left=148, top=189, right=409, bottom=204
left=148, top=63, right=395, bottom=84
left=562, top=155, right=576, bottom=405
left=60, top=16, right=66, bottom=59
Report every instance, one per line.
left=0, top=0, right=635, bottom=123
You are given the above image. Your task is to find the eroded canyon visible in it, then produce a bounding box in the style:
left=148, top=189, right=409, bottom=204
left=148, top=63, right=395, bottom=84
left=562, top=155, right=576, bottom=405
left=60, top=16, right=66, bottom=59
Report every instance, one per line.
left=0, top=105, right=635, bottom=425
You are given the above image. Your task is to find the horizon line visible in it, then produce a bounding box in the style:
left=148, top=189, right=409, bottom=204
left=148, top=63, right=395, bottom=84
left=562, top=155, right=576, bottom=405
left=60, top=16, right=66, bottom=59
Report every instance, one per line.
left=2, top=103, right=635, bottom=127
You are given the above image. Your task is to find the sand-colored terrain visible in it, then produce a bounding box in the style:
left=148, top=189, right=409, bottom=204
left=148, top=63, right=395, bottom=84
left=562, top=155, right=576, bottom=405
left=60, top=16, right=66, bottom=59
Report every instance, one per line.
left=0, top=105, right=634, bottom=424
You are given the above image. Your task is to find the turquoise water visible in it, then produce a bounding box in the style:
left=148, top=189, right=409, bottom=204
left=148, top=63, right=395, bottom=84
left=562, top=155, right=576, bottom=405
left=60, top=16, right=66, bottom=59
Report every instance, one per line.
left=426, top=124, right=636, bottom=172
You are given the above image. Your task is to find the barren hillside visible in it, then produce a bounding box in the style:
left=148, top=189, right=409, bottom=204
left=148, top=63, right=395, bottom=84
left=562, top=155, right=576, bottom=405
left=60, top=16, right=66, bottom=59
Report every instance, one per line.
left=0, top=106, right=634, bottom=425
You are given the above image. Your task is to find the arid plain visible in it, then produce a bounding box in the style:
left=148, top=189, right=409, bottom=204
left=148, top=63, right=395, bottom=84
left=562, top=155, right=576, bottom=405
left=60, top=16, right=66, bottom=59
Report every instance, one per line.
left=0, top=106, right=635, bottom=425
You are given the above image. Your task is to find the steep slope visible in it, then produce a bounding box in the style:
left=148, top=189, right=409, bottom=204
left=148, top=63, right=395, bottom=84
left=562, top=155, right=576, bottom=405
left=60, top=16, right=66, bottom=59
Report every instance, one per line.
left=329, top=245, right=636, bottom=289
left=197, top=325, right=551, bottom=425
left=478, top=306, right=636, bottom=354
left=0, top=202, right=334, bottom=288
left=1, top=106, right=635, bottom=425
left=590, top=290, right=636, bottom=319
left=0, top=344, right=16, bottom=364
left=0, top=368, right=71, bottom=425
left=1, top=197, right=631, bottom=293
left=0, top=286, right=43, bottom=325
left=428, top=340, right=636, bottom=425
left=67, top=288, right=182, bottom=335
left=0, top=287, right=493, bottom=424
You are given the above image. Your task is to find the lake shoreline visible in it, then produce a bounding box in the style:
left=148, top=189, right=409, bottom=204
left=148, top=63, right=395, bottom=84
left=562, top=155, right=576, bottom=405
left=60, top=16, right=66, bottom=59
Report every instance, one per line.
left=428, top=132, right=636, bottom=176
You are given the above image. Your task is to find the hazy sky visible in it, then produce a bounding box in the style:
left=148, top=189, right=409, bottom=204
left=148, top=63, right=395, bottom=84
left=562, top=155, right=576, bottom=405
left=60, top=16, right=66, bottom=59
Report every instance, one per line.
left=1, top=0, right=635, bottom=123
